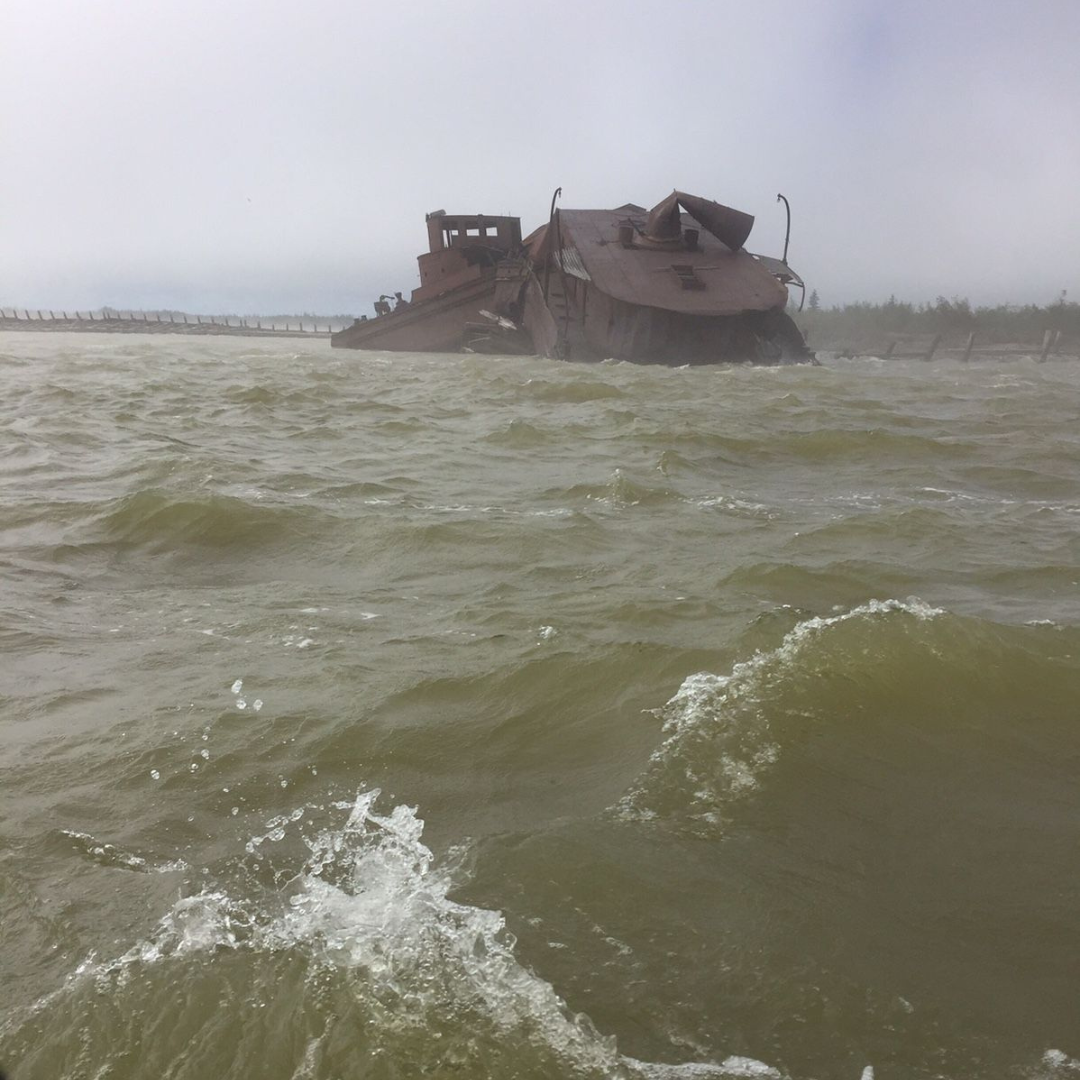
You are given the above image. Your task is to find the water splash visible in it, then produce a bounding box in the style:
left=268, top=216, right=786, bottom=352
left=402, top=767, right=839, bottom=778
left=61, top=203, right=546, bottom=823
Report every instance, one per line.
left=8, top=792, right=775, bottom=1078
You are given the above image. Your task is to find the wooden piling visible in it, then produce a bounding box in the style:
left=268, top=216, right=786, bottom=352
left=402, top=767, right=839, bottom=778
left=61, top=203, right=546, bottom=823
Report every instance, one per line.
left=884, top=340, right=896, bottom=358
left=961, top=331, right=976, bottom=362
left=924, top=333, right=941, bottom=361
left=1039, top=328, right=1053, bottom=362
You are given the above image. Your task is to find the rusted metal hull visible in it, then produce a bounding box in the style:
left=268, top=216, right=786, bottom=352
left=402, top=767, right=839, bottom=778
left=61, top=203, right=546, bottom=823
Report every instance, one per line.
left=332, top=192, right=814, bottom=364
left=330, top=276, right=499, bottom=353
left=528, top=274, right=811, bottom=364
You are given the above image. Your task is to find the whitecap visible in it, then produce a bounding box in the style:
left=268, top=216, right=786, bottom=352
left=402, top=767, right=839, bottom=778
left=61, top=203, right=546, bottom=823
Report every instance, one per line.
left=614, top=598, right=945, bottom=828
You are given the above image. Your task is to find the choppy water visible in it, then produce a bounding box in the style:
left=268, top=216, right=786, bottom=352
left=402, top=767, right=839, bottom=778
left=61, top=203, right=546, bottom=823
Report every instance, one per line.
left=2, top=333, right=1080, bottom=1080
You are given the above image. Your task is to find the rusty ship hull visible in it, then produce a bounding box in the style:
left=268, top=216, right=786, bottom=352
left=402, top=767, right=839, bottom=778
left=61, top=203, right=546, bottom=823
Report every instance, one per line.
left=331, top=191, right=812, bottom=364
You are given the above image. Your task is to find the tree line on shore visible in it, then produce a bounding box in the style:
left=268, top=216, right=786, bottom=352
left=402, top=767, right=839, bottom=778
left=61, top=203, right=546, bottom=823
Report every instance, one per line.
left=795, top=293, right=1079, bottom=344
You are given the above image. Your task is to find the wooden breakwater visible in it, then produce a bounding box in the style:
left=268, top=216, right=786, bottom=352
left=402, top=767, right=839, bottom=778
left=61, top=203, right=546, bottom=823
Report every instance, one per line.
left=0, top=309, right=350, bottom=337
left=806, top=329, right=1076, bottom=362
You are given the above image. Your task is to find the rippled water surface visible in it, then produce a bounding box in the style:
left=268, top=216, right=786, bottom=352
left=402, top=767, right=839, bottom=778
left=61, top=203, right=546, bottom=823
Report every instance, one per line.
left=2, top=333, right=1080, bottom=1080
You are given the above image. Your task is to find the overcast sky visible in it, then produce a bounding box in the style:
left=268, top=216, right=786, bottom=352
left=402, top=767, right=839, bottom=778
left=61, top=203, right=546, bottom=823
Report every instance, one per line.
left=3, top=0, right=1078, bottom=314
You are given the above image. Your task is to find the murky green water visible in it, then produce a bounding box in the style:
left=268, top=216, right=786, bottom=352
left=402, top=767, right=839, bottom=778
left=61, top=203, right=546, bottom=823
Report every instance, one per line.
left=2, top=333, right=1079, bottom=1079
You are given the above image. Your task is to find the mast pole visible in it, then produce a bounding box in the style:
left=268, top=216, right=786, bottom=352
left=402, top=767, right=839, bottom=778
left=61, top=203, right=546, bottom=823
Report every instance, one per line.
left=776, top=193, right=791, bottom=265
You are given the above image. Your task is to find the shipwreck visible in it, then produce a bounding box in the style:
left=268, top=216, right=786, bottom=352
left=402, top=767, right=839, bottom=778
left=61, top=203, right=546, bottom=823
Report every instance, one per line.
left=330, top=190, right=812, bottom=364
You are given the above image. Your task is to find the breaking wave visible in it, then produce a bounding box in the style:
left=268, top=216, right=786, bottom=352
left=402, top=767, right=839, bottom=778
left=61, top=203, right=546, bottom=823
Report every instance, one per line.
left=612, top=597, right=1008, bottom=832
left=2, top=791, right=772, bottom=1079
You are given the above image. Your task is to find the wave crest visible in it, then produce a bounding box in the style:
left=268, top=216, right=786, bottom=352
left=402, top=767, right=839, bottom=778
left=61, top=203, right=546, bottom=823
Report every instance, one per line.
left=613, top=599, right=944, bottom=832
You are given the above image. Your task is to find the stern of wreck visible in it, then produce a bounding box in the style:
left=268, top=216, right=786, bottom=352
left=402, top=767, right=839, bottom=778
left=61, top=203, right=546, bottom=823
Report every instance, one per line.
left=331, top=211, right=525, bottom=352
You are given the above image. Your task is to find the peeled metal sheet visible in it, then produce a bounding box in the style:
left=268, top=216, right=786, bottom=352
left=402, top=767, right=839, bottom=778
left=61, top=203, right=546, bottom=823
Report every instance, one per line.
left=555, top=245, right=592, bottom=281
left=751, top=252, right=804, bottom=288
left=674, top=192, right=755, bottom=252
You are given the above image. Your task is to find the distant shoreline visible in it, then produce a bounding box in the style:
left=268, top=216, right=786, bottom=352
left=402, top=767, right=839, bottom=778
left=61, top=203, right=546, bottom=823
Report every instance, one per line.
left=0, top=313, right=337, bottom=338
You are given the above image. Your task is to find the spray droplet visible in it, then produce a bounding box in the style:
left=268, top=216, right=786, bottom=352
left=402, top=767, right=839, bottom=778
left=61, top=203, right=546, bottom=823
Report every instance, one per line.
left=231, top=679, right=243, bottom=694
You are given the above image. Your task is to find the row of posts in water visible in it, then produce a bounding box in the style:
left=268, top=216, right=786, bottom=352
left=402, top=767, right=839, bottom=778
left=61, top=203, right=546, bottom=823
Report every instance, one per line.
left=881, top=329, right=1066, bottom=363
left=0, top=308, right=338, bottom=334
left=827, top=329, right=1068, bottom=362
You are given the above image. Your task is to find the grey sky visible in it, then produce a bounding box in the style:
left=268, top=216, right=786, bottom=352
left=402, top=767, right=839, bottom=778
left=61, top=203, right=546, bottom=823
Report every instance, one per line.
left=3, top=0, right=1078, bottom=314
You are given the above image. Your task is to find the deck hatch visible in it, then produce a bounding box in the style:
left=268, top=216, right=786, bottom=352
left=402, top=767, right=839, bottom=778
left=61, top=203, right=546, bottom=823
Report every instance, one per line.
left=670, top=264, right=706, bottom=290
